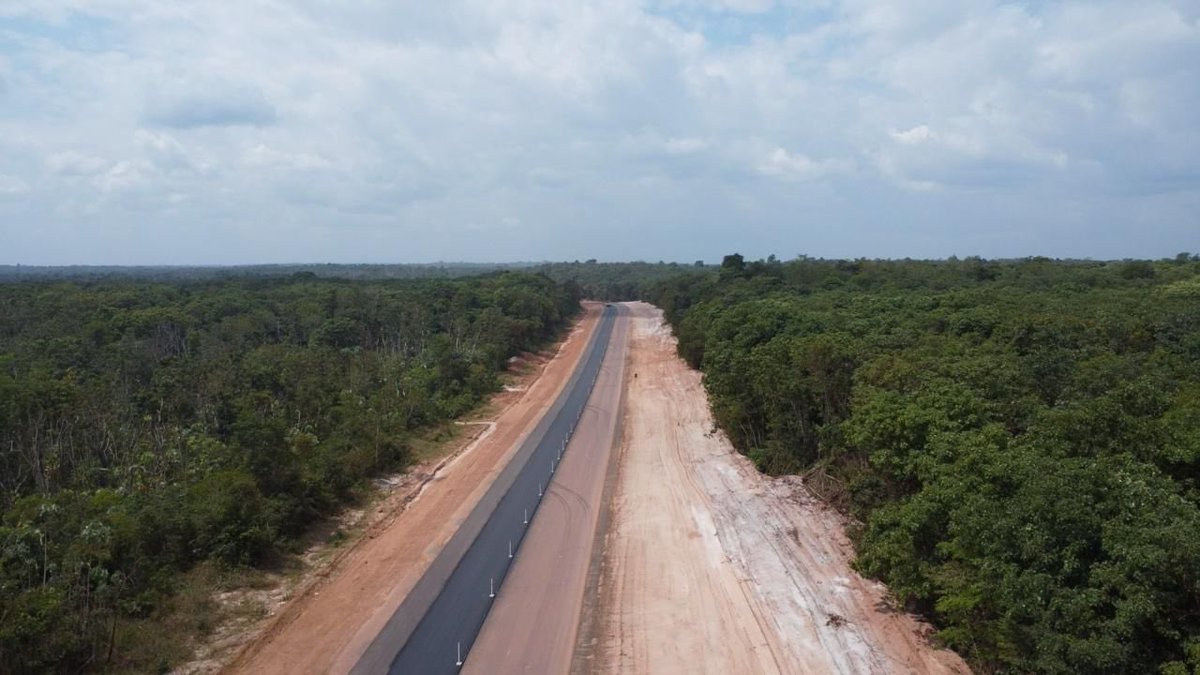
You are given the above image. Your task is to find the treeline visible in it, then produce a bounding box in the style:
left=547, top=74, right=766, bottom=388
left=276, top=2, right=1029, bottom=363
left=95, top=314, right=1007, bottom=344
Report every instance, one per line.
left=1, top=259, right=708, bottom=299
left=0, top=262, right=518, bottom=283
left=0, top=272, right=580, bottom=672
left=648, top=254, right=1200, bottom=674
left=532, top=260, right=707, bottom=300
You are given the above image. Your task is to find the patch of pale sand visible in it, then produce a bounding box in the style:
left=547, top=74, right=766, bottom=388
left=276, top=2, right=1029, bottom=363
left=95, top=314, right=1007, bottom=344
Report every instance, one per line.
left=590, top=302, right=969, bottom=675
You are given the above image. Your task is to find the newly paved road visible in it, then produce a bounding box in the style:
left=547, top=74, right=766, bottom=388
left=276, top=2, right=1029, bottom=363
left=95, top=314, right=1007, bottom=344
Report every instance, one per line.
left=463, top=304, right=629, bottom=674
left=353, top=305, right=618, bottom=675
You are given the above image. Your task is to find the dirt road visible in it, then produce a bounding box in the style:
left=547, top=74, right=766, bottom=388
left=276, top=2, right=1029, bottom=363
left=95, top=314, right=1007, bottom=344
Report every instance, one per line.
left=583, top=303, right=969, bottom=675
left=224, top=304, right=601, bottom=675
left=463, top=306, right=630, bottom=675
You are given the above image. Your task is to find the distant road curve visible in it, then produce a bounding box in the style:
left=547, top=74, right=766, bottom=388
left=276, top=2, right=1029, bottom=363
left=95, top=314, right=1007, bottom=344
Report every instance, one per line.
left=352, top=305, right=618, bottom=675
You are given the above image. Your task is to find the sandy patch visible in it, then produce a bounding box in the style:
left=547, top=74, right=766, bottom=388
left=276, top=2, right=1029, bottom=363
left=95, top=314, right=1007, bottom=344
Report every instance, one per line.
left=586, top=303, right=969, bottom=675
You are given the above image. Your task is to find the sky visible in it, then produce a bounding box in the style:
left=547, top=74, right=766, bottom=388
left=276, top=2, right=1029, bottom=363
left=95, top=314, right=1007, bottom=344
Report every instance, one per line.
left=0, top=0, right=1197, bottom=265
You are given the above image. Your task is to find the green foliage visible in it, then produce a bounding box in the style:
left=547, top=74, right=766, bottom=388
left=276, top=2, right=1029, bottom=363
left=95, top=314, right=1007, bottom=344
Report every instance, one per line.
left=0, top=271, right=579, bottom=671
left=653, top=255, right=1200, bottom=674
left=531, top=260, right=709, bottom=301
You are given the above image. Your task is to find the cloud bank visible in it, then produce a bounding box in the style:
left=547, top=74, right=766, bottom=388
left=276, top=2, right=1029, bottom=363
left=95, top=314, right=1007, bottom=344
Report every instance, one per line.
left=0, top=0, right=1196, bottom=264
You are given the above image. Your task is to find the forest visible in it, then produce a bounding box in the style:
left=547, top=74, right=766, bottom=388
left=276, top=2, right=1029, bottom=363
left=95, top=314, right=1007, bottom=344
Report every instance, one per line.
left=531, top=259, right=707, bottom=300
left=5, top=255, right=1198, bottom=674
left=0, top=262, right=516, bottom=283
left=0, top=271, right=580, bottom=672
left=645, top=254, right=1200, bottom=674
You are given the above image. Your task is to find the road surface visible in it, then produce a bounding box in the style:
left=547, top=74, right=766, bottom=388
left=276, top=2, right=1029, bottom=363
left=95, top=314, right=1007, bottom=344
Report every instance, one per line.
left=354, top=305, right=619, bottom=675
left=224, top=305, right=602, bottom=675
left=463, top=305, right=629, bottom=674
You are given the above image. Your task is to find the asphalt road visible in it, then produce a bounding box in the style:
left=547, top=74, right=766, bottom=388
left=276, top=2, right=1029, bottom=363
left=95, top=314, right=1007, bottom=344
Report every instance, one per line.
left=357, top=305, right=618, bottom=675
left=463, top=304, right=629, bottom=674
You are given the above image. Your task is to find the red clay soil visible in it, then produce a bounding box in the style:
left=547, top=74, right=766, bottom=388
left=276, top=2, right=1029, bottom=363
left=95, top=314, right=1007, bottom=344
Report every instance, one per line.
left=222, top=303, right=601, bottom=675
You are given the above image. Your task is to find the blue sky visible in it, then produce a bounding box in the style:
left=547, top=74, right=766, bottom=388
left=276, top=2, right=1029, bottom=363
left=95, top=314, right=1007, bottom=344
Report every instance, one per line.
left=0, top=0, right=1197, bottom=264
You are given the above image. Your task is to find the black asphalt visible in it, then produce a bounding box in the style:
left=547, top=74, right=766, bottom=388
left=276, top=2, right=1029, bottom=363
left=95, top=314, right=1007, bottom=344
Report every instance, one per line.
left=382, top=305, right=617, bottom=674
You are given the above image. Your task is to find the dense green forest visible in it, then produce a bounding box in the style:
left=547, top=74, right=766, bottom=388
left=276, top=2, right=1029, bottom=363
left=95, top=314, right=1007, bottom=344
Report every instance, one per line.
left=0, top=260, right=707, bottom=290
left=532, top=260, right=707, bottom=300
left=648, top=254, right=1200, bottom=674
left=0, top=262, right=517, bottom=282
left=0, top=272, right=580, bottom=672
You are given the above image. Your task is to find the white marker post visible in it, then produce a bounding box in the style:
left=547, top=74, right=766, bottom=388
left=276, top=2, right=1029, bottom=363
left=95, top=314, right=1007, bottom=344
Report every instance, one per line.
left=509, top=540, right=513, bottom=558
left=524, top=508, right=528, bottom=525
left=538, top=482, right=543, bottom=497
left=489, top=578, right=495, bottom=598
left=456, top=642, right=462, bottom=667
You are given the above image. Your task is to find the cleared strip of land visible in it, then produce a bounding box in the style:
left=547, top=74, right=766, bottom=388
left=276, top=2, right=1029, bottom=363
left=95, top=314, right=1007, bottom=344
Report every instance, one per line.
left=463, top=305, right=630, bottom=674
left=376, top=305, right=617, bottom=673
left=583, top=303, right=970, bottom=675
left=224, top=304, right=601, bottom=675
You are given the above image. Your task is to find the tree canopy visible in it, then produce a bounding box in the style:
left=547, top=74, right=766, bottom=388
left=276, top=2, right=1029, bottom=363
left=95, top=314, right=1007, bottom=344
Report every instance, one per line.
left=0, top=272, right=579, bottom=672
left=647, top=255, right=1200, bottom=674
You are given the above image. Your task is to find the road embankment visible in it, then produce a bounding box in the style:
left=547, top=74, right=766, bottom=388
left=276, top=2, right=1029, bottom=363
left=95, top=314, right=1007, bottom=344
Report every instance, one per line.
left=224, top=304, right=603, bottom=675
left=367, top=305, right=617, bottom=674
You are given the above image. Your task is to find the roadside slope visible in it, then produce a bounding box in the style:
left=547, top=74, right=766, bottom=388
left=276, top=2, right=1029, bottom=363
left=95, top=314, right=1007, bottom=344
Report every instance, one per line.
left=224, top=304, right=601, bottom=675
left=585, top=303, right=969, bottom=675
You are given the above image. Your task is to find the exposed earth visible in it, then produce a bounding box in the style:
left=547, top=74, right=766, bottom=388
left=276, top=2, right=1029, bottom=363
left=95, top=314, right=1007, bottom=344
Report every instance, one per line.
left=581, top=303, right=970, bottom=675
left=208, top=301, right=969, bottom=674
left=217, top=304, right=602, bottom=674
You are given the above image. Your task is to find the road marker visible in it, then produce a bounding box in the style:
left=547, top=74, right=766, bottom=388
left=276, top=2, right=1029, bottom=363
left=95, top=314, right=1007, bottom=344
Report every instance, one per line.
left=524, top=508, right=528, bottom=525
left=456, top=642, right=462, bottom=667
left=489, top=578, right=495, bottom=598
left=538, top=482, right=543, bottom=497
left=509, top=540, right=513, bottom=558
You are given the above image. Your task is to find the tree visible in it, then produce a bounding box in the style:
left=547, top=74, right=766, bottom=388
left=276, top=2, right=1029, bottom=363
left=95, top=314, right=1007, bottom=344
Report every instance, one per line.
left=719, top=253, right=746, bottom=281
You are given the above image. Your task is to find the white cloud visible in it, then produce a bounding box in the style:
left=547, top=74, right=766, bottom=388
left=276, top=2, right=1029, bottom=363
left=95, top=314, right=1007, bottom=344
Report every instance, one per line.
left=95, top=160, right=149, bottom=193
left=652, top=0, right=777, bottom=13
left=46, top=151, right=108, bottom=176
left=0, top=0, right=1196, bottom=263
left=0, top=175, right=30, bottom=195
left=134, top=131, right=209, bottom=175
left=891, top=125, right=933, bottom=145
left=144, top=81, right=278, bottom=129
left=243, top=144, right=332, bottom=170
left=757, top=147, right=845, bottom=182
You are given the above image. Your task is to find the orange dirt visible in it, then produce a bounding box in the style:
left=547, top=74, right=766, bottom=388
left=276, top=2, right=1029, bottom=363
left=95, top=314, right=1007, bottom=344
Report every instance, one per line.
left=586, top=303, right=971, bottom=675
left=222, top=303, right=601, bottom=675
left=464, top=306, right=630, bottom=675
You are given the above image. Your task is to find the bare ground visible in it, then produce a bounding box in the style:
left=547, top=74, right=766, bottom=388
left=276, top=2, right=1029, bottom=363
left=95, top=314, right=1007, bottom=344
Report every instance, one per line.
left=585, top=303, right=970, bottom=675
left=168, top=304, right=602, bottom=675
